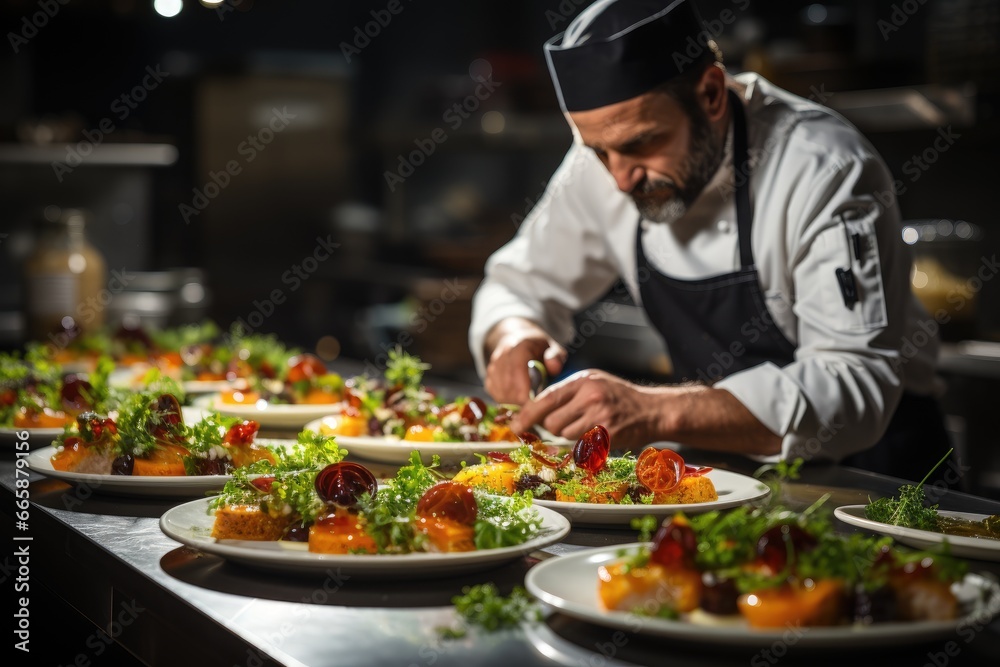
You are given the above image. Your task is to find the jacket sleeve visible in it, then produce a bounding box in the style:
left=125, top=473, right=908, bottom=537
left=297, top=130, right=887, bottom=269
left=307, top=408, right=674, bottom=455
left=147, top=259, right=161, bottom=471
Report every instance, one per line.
left=468, top=145, right=632, bottom=377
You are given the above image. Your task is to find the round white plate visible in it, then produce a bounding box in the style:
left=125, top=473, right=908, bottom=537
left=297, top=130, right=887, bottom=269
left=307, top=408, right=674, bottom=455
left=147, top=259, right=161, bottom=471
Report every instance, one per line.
left=0, top=426, right=64, bottom=449
left=303, top=418, right=526, bottom=465
left=525, top=543, right=1000, bottom=648
left=834, top=505, right=1000, bottom=562
left=160, top=496, right=571, bottom=577
left=205, top=396, right=343, bottom=429
left=25, top=438, right=293, bottom=498
left=182, top=379, right=234, bottom=395
left=531, top=468, right=770, bottom=526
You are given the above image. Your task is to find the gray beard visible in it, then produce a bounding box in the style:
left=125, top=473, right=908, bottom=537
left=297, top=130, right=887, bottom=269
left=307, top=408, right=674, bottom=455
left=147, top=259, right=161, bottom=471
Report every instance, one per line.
left=631, top=108, right=725, bottom=223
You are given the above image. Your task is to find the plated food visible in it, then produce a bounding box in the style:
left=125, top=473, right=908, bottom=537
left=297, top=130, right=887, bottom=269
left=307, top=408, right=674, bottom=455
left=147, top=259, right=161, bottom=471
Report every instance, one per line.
left=46, top=391, right=274, bottom=476
left=452, top=425, right=716, bottom=504
left=0, top=347, right=112, bottom=431
left=835, top=506, right=1000, bottom=562
left=524, top=543, right=998, bottom=649
left=525, top=478, right=996, bottom=647
left=309, top=348, right=519, bottom=442
left=209, top=451, right=553, bottom=555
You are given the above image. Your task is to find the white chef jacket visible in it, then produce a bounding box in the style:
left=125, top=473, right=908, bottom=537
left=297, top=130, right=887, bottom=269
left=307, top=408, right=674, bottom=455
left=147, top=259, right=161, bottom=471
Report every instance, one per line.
left=469, top=72, right=941, bottom=463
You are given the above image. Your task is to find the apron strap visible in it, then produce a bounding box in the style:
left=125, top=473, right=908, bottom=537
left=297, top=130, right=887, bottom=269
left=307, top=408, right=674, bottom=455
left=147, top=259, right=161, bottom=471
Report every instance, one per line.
left=728, top=89, right=753, bottom=269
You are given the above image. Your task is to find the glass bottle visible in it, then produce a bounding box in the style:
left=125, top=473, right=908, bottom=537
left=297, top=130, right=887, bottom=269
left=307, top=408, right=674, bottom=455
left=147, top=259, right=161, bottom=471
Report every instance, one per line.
left=22, top=208, right=108, bottom=343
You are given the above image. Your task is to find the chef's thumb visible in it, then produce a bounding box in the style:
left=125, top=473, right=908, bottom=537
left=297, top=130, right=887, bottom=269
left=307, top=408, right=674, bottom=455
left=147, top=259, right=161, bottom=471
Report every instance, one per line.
left=542, top=344, right=566, bottom=377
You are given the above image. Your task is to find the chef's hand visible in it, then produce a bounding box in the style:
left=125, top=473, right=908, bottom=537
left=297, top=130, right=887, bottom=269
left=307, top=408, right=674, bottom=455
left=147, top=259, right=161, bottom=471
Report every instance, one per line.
left=483, top=318, right=566, bottom=405
left=510, top=369, right=667, bottom=446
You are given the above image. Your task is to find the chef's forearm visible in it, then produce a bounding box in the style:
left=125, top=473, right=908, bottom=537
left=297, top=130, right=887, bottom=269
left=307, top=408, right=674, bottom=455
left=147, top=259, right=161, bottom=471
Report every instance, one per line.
left=655, top=384, right=783, bottom=456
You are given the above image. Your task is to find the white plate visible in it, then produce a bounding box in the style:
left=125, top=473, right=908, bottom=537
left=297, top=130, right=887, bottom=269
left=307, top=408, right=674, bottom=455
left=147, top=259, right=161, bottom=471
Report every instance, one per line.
left=205, top=396, right=343, bottom=429
left=182, top=379, right=235, bottom=394
left=0, top=427, right=64, bottom=449
left=26, top=446, right=233, bottom=497
left=525, top=543, right=1000, bottom=648
left=160, top=496, right=571, bottom=577
left=304, top=418, right=577, bottom=465
left=303, top=418, right=528, bottom=465
left=835, top=505, right=1000, bottom=562
left=531, top=468, right=770, bottom=526
left=25, top=437, right=292, bottom=498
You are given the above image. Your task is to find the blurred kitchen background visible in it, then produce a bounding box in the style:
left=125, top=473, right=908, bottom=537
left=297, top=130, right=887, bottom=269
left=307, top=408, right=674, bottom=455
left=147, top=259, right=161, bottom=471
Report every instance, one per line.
left=1, top=0, right=999, bottom=494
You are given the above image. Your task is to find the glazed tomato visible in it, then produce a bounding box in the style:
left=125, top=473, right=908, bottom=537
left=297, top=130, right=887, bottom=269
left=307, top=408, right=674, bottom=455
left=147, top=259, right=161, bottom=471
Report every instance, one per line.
left=460, top=397, right=487, bottom=424
left=60, top=375, right=94, bottom=412
left=224, top=420, right=260, bottom=445
left=416, top=482, right=478, bottom=525
left=315, top=462, right=378, bottom=508
left=573, top=425, right=611, bottom=473
left=635, top=447, right=686, bottom=494
left=286, top=354, right=328, bottom=384
left=650, top=515, right=697, bottom=569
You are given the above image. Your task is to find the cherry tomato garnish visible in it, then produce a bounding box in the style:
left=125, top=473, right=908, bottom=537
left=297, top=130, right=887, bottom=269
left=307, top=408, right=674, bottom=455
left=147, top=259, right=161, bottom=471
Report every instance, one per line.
left=250, top=476, right=275, bottom=493
left=77, top=412, right=117, bottom=442
left=572, top=425, right=610, bottom=473
left=286, top=353, right=328, bottom=384
left=60, top=375, right=94, bottom=411
left=650, top=516, right=697, bottom=568
left=755, top=524, right=817, bottom=572
left=315, top=462, right=378, bottom=508
left=635, top=447, right=686, bottom=494
left=460, top=397, right=487, bottom=424
left=517, top=431, right=541, bottom=445
left=416, top=481, right=478, bottom=525
left=224, top=420, right=260, bottom=445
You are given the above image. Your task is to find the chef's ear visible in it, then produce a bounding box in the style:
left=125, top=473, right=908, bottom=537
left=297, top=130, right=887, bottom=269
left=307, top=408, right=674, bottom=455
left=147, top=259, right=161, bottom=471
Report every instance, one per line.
left=696, top=64, right=728, bottom=123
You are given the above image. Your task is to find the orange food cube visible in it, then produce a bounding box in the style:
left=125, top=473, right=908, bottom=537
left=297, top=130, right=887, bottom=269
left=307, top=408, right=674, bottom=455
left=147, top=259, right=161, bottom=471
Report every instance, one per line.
left=308, top=509, right=377, bottom=554
left=451, top=461, right=519, bottom=495
left=416, top=515, right=475, bottom=552
left=212, top=504, right=290, bottom=541
left=597, top=562, right=701, bottom=613
left=737, top=579, right=845, bottom=628
left=220, top=390, right=260, bottom=405
left=318, top=414, right=368, bottom=437
left=14, top=407, right=72, bottom=429
left=403, top=424, right=438, bottom=442
left=132, top=443, right=189, bottom=476
left=298, top=388, right=341, bottom=405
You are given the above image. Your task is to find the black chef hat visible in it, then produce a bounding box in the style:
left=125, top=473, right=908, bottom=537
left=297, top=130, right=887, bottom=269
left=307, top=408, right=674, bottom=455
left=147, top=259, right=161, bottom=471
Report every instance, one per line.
left=544, top=0, right=709, bottom=112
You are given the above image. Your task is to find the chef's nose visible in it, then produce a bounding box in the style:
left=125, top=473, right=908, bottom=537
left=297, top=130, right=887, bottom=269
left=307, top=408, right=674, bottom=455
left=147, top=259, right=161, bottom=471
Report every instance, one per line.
left=606, top=152, right=643, bottom=193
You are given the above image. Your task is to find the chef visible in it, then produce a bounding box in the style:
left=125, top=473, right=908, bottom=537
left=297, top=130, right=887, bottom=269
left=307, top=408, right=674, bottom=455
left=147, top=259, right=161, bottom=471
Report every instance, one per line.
left=468, top=0, right=952, bottom=481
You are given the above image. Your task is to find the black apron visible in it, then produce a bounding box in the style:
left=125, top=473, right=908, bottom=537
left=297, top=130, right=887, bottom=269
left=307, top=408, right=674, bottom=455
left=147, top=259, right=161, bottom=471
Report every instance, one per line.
left=635, top=90, right=952, bottom=485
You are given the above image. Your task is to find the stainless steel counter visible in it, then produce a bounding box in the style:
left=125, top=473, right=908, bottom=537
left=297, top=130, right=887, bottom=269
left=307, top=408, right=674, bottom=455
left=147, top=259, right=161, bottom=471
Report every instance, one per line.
left=5, top=440, right=1000, bottom=666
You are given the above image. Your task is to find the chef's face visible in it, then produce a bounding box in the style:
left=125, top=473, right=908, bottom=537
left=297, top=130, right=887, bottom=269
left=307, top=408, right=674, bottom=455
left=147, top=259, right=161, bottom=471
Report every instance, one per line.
left=570, top=76, right=726, bottom=222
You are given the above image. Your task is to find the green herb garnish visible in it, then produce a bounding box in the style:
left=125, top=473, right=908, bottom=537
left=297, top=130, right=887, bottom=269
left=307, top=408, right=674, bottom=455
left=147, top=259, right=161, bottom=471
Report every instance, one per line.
left=438, top=584, right=541, bottom=638
left=864, top=449, right=952, bottom=531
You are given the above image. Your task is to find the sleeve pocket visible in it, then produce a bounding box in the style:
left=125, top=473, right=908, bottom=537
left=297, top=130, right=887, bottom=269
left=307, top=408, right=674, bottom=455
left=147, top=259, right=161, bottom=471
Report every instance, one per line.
left=796, top=218, right=888, bottom=334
